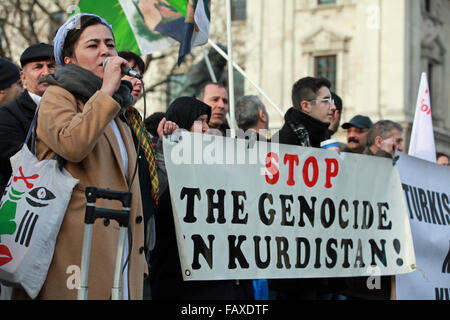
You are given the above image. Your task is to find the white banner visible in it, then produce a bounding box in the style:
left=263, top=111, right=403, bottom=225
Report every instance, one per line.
left=395, top=152, right=450, bottom=300
left=163, top=132, right=416, bottom=281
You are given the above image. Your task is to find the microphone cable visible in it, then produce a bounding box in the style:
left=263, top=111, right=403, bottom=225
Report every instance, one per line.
left=120, top=78, right=149, bottom=300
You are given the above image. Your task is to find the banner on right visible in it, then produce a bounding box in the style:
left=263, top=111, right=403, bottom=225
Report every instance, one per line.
left=395, top=153, right=450, bottom=300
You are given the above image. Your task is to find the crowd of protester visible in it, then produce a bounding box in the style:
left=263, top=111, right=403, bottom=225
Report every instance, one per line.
left=0, top=13, right=448, bottom=300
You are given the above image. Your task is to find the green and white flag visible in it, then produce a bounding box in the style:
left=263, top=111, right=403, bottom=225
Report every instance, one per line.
left=77, top=0, right=210, bottom=64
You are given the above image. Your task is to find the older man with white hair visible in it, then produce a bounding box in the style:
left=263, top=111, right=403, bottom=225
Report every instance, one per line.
left=235, top=95, right=269, bottom=142
left=363, top=120, right=404, bottom=157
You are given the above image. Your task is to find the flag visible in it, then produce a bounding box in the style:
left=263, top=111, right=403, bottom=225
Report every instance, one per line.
left=77, top=0, right=210, bottom=64
left=408, top=72, right=436, bottom=163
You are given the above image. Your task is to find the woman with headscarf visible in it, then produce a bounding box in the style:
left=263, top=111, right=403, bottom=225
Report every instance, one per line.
left=153, top=96, right=210, bottom=199
left=149, top=97, right=254, bottom=300
left=29, top=14, right=147, bottom=300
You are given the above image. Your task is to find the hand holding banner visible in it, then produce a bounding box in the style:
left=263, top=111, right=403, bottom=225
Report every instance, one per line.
left=163, top=132, right=416, bottom=281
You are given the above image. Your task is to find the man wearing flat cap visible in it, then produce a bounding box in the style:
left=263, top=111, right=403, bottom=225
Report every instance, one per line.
left=341, top=114, right=373, bottom=154
left=0, top=43, right=55, bottom=195
left=0, top=58, right=23, bottom=106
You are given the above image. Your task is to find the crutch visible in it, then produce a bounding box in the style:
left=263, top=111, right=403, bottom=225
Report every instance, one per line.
left=78, top=186, right=132, bottom=300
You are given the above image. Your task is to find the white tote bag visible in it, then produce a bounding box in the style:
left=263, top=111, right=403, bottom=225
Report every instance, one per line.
left=0, top=109, right=79, bottom=299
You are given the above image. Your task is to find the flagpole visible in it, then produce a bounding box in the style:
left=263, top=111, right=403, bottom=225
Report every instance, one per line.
left=202, top=47, right=217, bottom=83
left=208, top=39, right=284, bottom=117
left=225, top=0, right=236, bottom=137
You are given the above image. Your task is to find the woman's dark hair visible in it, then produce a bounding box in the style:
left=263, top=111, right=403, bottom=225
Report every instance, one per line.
left=118, top=51, right=145, bottom=74
left=436, top=152, right=448, bottom=160
left=63, top=15, right=114, bottom=62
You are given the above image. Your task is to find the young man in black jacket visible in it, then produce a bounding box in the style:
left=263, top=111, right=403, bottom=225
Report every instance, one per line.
left=270, top=76, right=343, bottom=300
left=273, top=77, right=335, bottom=148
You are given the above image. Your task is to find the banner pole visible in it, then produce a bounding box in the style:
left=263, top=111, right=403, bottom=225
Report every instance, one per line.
left=225, top=0, right=236, bottom=137
left=202, top=46, right=217, bottom=83
left=208, top=39, right=284, bottom=118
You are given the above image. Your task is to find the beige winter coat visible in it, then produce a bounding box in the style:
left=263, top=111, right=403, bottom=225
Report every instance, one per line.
left=34, top=85, right=146, bottom=300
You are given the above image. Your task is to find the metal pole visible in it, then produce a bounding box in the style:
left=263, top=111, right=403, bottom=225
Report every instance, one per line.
left=202, top=46, right=217, bottom=83
left=78, top=224, right=93, bottom=300
left=225, top=0, right=236, bottom=137
left=208, top=39, right=285, bottom=118
left=111, top=226, right=128, bottom=300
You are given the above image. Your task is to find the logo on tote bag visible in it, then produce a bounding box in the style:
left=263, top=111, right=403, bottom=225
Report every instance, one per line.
left=0, top=166, right=56, bottom=267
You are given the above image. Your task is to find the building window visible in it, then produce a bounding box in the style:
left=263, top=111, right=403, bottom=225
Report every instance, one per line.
left=318, top=0, right=337, bottom=5
left=315, top=55, right=337, bottom=90
left=231, top=0, right=246, bottom=21
left=421, top=0, right=442, bottom=22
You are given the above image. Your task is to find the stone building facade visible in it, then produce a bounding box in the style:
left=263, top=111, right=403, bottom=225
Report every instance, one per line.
left=239, top=0, right=450, bottom=153
left=2, top=0, right=448, bottom=154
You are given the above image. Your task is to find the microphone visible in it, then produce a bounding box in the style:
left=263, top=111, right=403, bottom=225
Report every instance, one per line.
left=103, top=57, right=143, bottom=79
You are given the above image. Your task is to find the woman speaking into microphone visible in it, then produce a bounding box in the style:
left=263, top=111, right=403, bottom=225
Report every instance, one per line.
left=33, top=13, right=147, bottom=299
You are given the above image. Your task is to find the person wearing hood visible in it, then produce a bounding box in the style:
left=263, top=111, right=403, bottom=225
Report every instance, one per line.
left=149, top=96, right=254, bottom=300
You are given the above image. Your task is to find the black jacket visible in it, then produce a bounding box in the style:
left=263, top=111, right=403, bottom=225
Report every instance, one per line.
left=269, top=108, right=346, bottom=299
left=128, top=128, right=158, bottom=251
left=272, top=108, right=331, bottom=147
left=0, top=91, right=37, bottom=195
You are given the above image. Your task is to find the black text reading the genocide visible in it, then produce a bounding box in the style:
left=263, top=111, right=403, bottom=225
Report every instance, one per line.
left=402, top=183, right=450, bottom=226
left=179, top=188, right=401, bottom=272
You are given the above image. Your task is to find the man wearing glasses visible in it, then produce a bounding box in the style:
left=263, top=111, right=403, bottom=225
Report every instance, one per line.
left=273, top=76, right=336, bottom=148
left=270, top=77, right=343, bottom=300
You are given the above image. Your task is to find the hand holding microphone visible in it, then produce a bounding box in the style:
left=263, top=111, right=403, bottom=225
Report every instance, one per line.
left=103, top=57, right=143, bottom=79
left=101, top=56, right=143, bottom=97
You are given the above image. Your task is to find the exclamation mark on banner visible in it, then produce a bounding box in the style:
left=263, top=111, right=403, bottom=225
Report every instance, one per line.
left=393, top=239, right=403, bottom=266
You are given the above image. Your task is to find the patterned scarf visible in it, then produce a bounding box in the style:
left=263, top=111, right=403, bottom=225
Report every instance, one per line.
left=125, top=106, right=159, bottom=205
